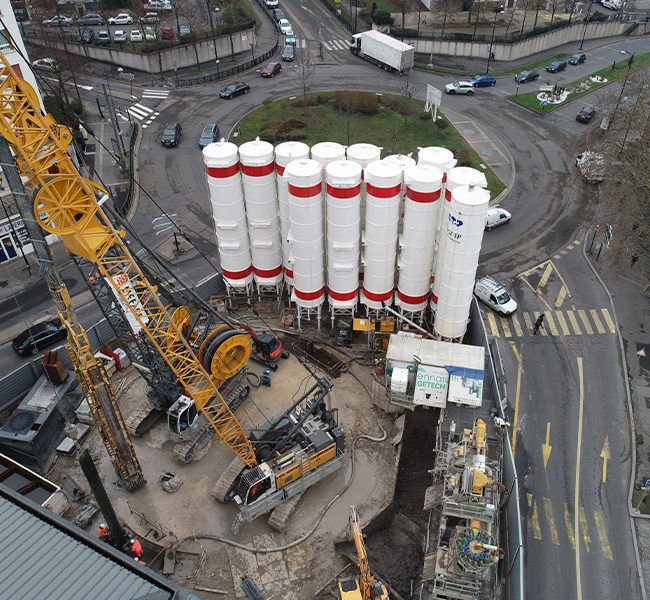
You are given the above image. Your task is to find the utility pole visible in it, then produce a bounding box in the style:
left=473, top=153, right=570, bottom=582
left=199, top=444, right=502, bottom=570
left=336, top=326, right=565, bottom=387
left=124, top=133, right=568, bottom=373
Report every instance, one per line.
left=610, top=50, right=635, bottom=127
left=102, top=83, right=127, bottom=169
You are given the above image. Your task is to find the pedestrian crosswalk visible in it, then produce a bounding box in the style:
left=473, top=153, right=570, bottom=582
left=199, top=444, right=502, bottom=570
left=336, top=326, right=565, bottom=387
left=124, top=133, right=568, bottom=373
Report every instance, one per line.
left=527, top=493, right=613, bottom=560
left=117, top=103, right=161, bottom=129
left=322, top=39, right=350, bottom=51
left=483, top=307, right=616, bottom=338
left=142, top=88, right=170, bottom=100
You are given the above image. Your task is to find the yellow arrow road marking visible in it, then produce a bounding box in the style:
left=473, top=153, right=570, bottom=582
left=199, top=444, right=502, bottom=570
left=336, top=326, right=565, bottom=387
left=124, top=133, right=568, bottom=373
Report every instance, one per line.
left=575, top=357, right=585, bottom=600
left=600, top=437, right=610, bottom=483
left=564, top=503, right=575, bottom=548
left=589, top=309, right=606, bottom=334
left=555, top=286, right=568, bottom=308
left=594, top=511, right=613, bottom=560
left=601, top=308, right=616, bottom=333
left=543, top=497, right=560, bottom=545
left=542, top=422, right=552, bottom=468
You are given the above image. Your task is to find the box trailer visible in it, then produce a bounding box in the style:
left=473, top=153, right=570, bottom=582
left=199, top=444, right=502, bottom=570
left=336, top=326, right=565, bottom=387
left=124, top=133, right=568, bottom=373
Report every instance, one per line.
left=349, top=30, right=415, bottom=74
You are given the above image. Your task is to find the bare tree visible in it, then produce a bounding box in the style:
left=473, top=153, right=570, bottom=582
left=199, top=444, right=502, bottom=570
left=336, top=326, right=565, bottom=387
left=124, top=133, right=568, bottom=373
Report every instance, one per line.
left=295, top=51, right=313, bottom=107
left=435, top=0, right=462, bottom=36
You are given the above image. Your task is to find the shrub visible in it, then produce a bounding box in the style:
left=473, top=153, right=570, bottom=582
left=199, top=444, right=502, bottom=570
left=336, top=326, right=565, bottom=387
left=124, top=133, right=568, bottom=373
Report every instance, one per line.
left=275, top=119, right=307, bottom=139
left=372, top=10, right=394, bottom=26
left=259, top=129, right=275, bottom=143
left=391, top=28, right=418, bottom=38
left=334, top=91, right=379, bottom=115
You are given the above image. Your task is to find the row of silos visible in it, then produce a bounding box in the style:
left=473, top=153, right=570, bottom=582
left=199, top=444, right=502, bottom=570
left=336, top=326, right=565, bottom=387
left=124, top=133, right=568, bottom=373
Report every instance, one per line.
left=203, top=140, right=491, bottom=340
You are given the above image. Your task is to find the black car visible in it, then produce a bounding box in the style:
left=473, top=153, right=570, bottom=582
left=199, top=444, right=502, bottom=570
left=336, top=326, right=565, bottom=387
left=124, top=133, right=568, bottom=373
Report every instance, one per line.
left=77, top=13, right=105, bottom=26
left=219, top=81, right=250, bottom=99
left=198, top=123, right=220, bottom=148
left=161, top=122, right=182, bottom=147
left=568, top=51, right=586, bottom=65
left=179, top=24, right=193, bottom=42
left=546, top=60, right=568, bottom=73
left=576, top=105, right=596, bottom=123
left=282, top=45, right=294, bottom=61
left=78, top=28, right=96, bottom=44
left=12, top=319, right=67, bottom=356
left=274, top=9, right=286, bottom=22
left=514, top=70, right=539, bottom=83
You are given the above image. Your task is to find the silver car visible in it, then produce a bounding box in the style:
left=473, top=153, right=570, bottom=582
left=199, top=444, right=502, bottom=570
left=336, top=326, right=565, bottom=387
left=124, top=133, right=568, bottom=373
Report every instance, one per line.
left=445, top=81, right=475, bottom=95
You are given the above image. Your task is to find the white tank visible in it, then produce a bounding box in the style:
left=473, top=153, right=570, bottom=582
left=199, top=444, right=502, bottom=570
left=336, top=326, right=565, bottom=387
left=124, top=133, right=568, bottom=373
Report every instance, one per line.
left=275, top=141, right=310, bottom=286
left=310, top=142, right=346, bottom=169
left=286, top=159, right=326, bottom=308
left=203, top=141, right=253, bottom=288
left=361, top=160, right=402, bottom=309
left=417, top=146, right=457, bottom=177
left=326, top=160, right=362, bottom=307
left=433, top=184, right=490, bottom=340
left=238, top=138, right=283, bottom=286
left=444, top=166, right=488, bottom=201
left=396, top=165, right=444, bottom=312
left=346, top=143, right=382, bottom=168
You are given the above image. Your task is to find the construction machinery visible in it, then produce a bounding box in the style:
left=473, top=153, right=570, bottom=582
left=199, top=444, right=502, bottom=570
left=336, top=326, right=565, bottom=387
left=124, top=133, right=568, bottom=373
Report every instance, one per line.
left=338, top=506, right=389, bottom=600
left=233, top=320, right=289, bottom=370
left=0, top=54, right=345, bottom=522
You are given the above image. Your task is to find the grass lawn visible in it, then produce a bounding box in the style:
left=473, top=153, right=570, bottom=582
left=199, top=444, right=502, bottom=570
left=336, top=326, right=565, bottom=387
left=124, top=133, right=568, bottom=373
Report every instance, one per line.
left=235, top=92, right=505, bottom=198
left=509, top=51, right=650, bottom=114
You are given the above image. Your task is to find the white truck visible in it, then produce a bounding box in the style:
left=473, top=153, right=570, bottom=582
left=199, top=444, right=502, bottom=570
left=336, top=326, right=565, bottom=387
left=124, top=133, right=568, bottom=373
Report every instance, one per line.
left=349, top=30, right=415, bottom=74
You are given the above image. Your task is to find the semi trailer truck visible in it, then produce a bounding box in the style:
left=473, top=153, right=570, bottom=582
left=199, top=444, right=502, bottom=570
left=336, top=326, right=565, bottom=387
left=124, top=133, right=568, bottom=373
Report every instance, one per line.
left=349, top=30, right=414, bottom=74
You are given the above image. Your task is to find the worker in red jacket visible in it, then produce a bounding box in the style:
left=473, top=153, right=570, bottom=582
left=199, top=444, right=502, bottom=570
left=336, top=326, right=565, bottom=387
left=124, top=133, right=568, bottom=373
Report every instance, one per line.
left=130, top=537, right=143, bottom=558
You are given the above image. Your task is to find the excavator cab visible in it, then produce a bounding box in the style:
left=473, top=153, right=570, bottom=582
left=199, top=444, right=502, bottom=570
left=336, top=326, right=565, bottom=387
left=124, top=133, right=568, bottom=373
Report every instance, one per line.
left=254, top=331, right=282, bottom=361
left=167, top=395, right=199, bottom=437
left=234, top=463, right=275, bottom=506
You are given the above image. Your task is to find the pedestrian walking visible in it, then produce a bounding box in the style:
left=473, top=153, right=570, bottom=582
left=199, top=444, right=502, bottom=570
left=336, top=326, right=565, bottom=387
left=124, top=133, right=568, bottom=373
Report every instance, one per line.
left=533, top=313, right=545, bottom=335
left=631, top=254, right=639, bottom=267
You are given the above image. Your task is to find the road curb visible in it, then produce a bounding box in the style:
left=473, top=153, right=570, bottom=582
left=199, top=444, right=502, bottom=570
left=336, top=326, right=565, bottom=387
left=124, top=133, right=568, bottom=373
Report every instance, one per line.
left=581, top=226, right=648, bottom=600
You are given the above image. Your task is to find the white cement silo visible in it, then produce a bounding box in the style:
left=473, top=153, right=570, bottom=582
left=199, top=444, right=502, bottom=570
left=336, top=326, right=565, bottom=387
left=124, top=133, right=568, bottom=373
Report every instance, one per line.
left=203, top=141, right=253, bottom=294
left=274, top=141, right=310, bottom=288
left=433, top=184, right=490, bottom=341
left=361, top=160, right=402, bottom=310
left=326, top=160, right=362, bottom=324
left=396, top=165, right=444, bottom=318
left=239, top=139, right=283, bottom=294
left=311, top=142, right=346, bottom=170
left=286, top=159, right=325, bottom=329
left=346, top=143, right=382, bottom=168
left=417, top=146, right=457, bottom=176
left=383, top=154, right=416, bottom=196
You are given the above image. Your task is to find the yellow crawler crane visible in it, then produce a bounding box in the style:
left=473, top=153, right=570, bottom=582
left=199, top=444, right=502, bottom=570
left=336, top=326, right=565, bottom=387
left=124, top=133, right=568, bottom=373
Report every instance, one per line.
left=0, top=54, right=256, bottom=470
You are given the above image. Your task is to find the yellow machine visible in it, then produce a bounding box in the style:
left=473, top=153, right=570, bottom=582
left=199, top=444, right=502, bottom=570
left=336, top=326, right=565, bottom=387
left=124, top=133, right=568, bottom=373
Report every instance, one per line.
left=0, top=54, right=345, bottom=522
left=338, top=506, right=389, bottom=600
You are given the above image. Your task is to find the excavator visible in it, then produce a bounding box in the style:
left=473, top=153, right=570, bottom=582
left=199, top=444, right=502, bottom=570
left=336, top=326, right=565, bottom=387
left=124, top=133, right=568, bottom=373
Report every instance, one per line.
left=338, top=506, right=390, bottom=600
left=0, top=54, right=345, bottom=526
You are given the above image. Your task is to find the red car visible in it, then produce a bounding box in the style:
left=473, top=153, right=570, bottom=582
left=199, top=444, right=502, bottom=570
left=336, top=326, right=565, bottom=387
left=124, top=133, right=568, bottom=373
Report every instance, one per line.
left=261, top=62, right=282, bottom=77
left=161, top=25, right=174, bottom=40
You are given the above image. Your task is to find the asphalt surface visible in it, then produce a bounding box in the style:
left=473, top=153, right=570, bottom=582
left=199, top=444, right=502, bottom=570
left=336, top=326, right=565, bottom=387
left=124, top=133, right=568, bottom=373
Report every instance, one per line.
left=3, top=4, right=647, bottom=597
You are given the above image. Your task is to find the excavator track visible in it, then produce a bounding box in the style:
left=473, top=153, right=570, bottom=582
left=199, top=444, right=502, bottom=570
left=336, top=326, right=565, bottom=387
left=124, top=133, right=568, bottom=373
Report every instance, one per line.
left=267, top=492, right=304, bottom=532
left=125, top=405, right=164, bottom=437
left=212, top=456, right=246, bottom=502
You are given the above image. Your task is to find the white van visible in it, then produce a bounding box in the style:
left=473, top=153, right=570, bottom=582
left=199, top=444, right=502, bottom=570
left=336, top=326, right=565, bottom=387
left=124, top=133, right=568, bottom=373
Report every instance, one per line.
left=474, top=277, right=518, bottom=316
left=601, top=0, right=622, bottom=9
left=485, top=207, right=511, bottom=230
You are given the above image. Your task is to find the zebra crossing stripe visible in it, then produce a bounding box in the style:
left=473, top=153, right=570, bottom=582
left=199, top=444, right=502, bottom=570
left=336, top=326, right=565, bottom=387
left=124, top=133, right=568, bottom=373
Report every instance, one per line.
left=323, top=41, right=332, bottom=50
left=487, top=312, right=499, bottom=336
left=555, top=311, right=571, bottom=335
left=522, top=311, right=534, bottom=333
left=564, top=503, right=575, bottom=548
left=528, top=494, right=542, bottom=540
left=533, top=311, right=548, bottom=336
left=594, top=511, right=613, bottom=561
left=589, top=309, right=606, bottom=334
left=566, top=310, right=582, bottom=335
left=511, top=315, right=524, bottom=337
left=577, top=309, right=593, bottom=335
left=579, top=506, right=591, bottom=552
left=545, top=312, right=559, bottom=336
left=543, top=497, right=560, bottom=545
left=501, top=316, right=511, bottom=338
left=601, top=308, right=616, bottom=333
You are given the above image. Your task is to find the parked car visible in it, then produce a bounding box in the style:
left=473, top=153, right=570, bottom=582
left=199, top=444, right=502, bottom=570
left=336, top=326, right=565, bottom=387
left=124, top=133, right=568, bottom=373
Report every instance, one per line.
left=576, top=105, right=596, bottom=123
left=546, top=60, right=567, bottom=73
left=219, top=81, right=250, bottom=99
left=42, top=15, right=74, bottom=27
left=485, top=207, right=511, bottom=230
left=265, top=0, right=279, bottom=7
left=274, top=9, right=285, bottom=21
left=261, top=62, right=282, bottom=77
left=96, top=30, right=111, bottom=46
left=12, top=319, right=68, bottom=356
left=468, top=73, right=496, bottom=87
left=31, top=57, right=60, bottom=72
left=161, top=25, right=174, bottom=39
left=139, top=12, right=159, bottom=24
left=198, top=123, right=220, bottom=148
left=78, top=28, right=96, bottom=44
left=129, top=29, right=143, bottom=42
left=161, top=122, right=182, bottom=147
left=143, top=26, right=158, bottom=41
left=445, top=81, right=475, bottom=95
left=108, top=13, right=134, bottom=25
left=514, top=69, right=539, bottom=83
left=179, top=24, right=193, bottom=41
left=281, top=45, right=294, bottom=61
left=568, top=51, right=586, bottom=65
left=145, top=0, right=173, bottom=10
left=601, top=0, right=622, bottom=9
left=474, top=277, right=518, bottom=316
left=278, top=19, right=292, bottom=34
left=285, top=34, right=297, bottom=46
left=77, top=13, right=105, bottom=26
left=113, top=29, right=127, bottom=43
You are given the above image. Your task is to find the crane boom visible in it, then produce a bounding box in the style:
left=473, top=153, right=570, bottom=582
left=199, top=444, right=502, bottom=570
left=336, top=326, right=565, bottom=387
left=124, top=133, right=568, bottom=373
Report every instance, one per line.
left=0, top=55, right=257, bottom=469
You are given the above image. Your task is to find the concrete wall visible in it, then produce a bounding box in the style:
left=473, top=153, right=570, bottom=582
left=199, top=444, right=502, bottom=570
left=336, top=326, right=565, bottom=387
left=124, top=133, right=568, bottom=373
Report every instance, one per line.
left=44, top=28, right=256, bottom=74
left=413, top=20, right=646, bottom=61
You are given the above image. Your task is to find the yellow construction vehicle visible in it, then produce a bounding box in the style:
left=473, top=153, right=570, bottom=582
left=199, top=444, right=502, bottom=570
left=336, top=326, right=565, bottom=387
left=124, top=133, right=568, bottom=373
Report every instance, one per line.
left=0, top=54, right=345, bottom=524
left=338, top=506, right=389, bottom=600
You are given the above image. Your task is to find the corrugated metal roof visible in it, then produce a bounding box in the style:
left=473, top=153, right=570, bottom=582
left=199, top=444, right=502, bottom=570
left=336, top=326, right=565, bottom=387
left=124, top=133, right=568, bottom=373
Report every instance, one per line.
left=0, top=494, right=172, bottom=600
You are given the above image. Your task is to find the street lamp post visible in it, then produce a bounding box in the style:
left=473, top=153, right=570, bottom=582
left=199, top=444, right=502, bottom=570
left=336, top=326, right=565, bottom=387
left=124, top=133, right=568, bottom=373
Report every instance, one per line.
left=250, top=43, right=254, bottom=61
left=610, top=50, right=635, bottom=127
left=579, top=1, right=592, bottom=50
left=486, top=6, right=504, bottom=74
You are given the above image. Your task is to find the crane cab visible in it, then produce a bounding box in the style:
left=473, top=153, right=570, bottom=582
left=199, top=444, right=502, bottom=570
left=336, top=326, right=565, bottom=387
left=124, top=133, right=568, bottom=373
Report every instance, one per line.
left=234, top=463, right=276, bottom=506
left=167, top=395, right=200, bottom=437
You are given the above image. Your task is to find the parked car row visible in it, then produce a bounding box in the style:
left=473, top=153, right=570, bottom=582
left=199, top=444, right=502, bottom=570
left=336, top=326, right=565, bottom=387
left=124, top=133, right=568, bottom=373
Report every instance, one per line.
left=42, top=11, right=167, bottom=28
left=77, top=23, right=183, bottom=44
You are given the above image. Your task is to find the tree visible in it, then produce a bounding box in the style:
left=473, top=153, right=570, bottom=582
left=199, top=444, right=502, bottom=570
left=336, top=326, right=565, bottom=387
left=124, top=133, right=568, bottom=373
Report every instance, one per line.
left=434, top=0, right=462, bottom=36
left=295, top=51, right=313, bottom=108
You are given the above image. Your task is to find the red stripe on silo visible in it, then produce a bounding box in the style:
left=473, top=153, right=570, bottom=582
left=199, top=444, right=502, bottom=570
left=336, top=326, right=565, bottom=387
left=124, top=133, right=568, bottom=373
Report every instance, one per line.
left=445, top=188, right=453, bottom=201
left=294, top=286, right=325, bottom=300
left=222, top=265, right=253, bottom=280
left=366, top=183, right=401, bottom=198
left=205, top=163, right=240, bottom=178
left=442, top=172, right=447, bottom=183
left=363, top=288, right=393, bottom=302
left=284, top=267, right=293, bottom=277
left=326, top=183, right=362, bottom=198
left=328, top=288, right=358, bottom=301
left=397, top=289, right=430, bottom=305
left=276, top=163, right=285, bottom=175
left=288, top=182, right=322, bottom=197
left=241, top=163, right=275, bottom=177
left=431, top=293, right=439, bottom=304
left=253, top=264, right=282, bottom=278
left=406, top=187, right=441, bottom=203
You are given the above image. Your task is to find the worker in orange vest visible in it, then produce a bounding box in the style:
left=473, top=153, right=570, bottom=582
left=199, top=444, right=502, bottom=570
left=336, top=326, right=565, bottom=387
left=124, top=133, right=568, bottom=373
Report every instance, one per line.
left=98, top=523, right=110, bottom=541
left=130, top=537, right=143, bottom=558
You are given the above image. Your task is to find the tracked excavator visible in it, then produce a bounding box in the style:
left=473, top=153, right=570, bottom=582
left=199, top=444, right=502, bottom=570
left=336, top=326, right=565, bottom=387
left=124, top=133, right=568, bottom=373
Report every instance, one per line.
left=0, top=54, right=345, bottom=525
